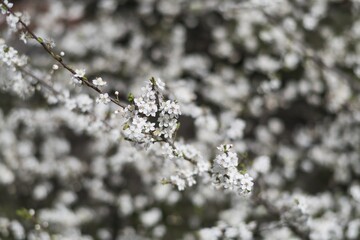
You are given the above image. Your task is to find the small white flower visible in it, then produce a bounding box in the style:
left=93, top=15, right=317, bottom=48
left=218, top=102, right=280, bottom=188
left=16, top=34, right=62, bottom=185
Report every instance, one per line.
left=92, top=77, right=107, bottom=87
left=155, top=78, right=165, bottom=90
left=72, top=69, right=85, bottom=85
left=217, top=144, right=233, bottom=153
left=4, top=0, right=13, bottom=8
left=19, top=32, right=27, bottom=44
left=74, top=69, right=85, bottom=78
left=96, top=93, right=111, bottom=104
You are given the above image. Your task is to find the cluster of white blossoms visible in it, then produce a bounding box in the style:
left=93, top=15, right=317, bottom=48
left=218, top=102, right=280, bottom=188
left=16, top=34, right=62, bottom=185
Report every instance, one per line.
left=0, top=0, right=13, bottom=14
left=212, top=144, right=254, bottom=195
left=0, top=40, right=27, bottom=70
left=122, top=77, right=181, bottom=144
left=0, top=1, right=30, bottom=34
left=0, top=39, right=31, bottom=97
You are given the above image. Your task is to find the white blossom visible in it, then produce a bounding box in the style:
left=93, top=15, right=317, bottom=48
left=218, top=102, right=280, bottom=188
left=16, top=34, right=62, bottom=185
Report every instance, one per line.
left=72, top=69, right=85, bottom=85
left=92, top=77, right=107, bottom=87
left=96, top=93, right=110, bottom=104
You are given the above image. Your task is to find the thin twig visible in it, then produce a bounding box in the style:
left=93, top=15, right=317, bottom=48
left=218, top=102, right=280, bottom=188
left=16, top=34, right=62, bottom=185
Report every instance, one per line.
left=16, top=65, right=62, bottom=96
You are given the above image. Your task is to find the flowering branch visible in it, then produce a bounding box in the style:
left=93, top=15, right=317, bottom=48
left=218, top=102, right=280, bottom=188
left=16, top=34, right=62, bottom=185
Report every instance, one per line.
left=0, top=0, right=254, bottom=196
left=0, top=0, right=125, bottom=108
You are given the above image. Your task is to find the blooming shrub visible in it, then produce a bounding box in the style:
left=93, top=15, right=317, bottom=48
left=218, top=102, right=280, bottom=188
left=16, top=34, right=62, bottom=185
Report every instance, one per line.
left=1, top=0, right=360, bottom=239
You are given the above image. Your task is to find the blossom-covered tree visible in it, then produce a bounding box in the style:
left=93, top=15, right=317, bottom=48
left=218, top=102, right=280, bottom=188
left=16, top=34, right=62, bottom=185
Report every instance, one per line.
left=1, top=0, right=360, bottom=239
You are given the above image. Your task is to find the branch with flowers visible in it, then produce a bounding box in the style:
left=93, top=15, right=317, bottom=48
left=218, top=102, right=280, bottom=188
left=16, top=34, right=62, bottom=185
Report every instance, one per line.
left=0, top=0, right=254, bottom=193
left=1, top=0, right=353, bottom=239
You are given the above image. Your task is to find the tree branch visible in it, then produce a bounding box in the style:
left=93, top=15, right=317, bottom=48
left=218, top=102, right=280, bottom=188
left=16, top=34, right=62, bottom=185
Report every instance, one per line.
left=1, top=0, right=126, bottom=108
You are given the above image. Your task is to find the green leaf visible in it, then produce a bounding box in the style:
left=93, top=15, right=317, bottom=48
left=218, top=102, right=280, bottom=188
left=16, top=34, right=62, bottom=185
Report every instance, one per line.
left=127, top=93, right=134, bottom=103
left=3, top=46, right=9, bottom=53
left=1, top=6, right=7, bottom=12
left=161, top=178, right=170, bottom=185
left=123, top=123, right=129, bottom=130
left=16, top=208, right=32, bottom=220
